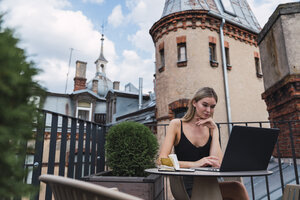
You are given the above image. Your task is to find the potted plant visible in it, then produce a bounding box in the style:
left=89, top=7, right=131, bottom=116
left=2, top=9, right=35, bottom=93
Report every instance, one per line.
left=82, top=121, right=164, bottom=200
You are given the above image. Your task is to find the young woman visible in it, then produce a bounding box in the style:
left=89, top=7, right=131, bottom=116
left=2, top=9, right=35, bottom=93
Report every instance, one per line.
left=158, top=87, right=249, bottom=200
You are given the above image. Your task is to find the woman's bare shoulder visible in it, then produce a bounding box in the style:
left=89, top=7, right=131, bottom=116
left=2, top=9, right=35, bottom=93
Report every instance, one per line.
left=170, top=118, right=181, bottom=126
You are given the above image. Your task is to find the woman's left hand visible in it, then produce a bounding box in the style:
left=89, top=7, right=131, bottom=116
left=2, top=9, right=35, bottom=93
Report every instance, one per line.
left=195, top=117, right=217, bottom=129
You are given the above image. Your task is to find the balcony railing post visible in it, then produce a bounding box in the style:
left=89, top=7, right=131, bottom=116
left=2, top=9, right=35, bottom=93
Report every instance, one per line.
left=274, top=122, right=285, bottom=194
left=67, top=118, right=77, bottom=178
left=75, top=120, right=85, bottom=179
left=45, top=113, right=58, bottom=200
left=58, top=116, right=68, bottom=177
left=96, top=125, right=106, bottom=173
left=265, top=175, right=270, bottom=200
left=84, top=122, right=91, bottom=176
left=288, top=121, right=299, bottom=184
left=90, top=124, right=97, bottom=174
left=32, top=111, right=46, bottom=200
left=250, top=177, right=255, bottom=200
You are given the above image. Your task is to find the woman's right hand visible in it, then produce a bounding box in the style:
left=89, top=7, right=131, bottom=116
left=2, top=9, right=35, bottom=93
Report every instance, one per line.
left=194, top=156, right=220, bottom=168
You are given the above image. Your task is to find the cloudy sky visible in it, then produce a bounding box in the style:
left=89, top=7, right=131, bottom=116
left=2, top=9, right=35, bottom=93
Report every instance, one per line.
left=0, top=0, right=298, bottom=94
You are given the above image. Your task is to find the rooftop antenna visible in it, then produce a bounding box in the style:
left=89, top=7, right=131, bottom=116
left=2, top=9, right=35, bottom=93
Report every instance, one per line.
left=64, top=48, right=74, bottom=94
left=101, top=20, right=107, bottom=35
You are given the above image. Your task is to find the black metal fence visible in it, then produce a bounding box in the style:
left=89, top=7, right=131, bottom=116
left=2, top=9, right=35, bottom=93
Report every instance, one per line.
left=25, top=110, right=106, bottom=200
left=25, top=109, right=300, bottom=200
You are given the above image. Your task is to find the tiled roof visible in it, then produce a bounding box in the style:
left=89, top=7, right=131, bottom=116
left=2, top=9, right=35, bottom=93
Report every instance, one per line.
left=161, top=0, right=261, bottom=33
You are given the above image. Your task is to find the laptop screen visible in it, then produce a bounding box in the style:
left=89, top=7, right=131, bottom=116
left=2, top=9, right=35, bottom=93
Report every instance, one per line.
left=220, top=126, right=279, bottom=172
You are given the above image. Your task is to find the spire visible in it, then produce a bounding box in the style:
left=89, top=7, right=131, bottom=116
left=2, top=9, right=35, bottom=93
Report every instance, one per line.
left=95, top=33, right=108, bottom=76
left=96, top=34, right=108, bottom=63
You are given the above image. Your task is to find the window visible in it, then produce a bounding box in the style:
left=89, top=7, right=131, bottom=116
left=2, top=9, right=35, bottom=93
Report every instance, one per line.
left=255, top=57, right=263, bottom=78
left=254, top=52, right=263, bottom=78
left=158, top=42, right=165, bottom=72
left=94, top=113, right=106, bottom=124
left=209, top=43, right=218, bottom=67
left=224, top=41, right=232, bottom=70
left=176, top=36, right=187, bottom=67
left=178, top=44, right=187, bottom=62
left=174, top=107, right=188, bottom=118
left=220, top=0, right=235, bottom=15
left=209, top=43, right=216, bottom=61
left=160, top=49, right=165, bottom=67
left=78, top=110, right=89, bottom=121
left=76, top=101, right=92, bottom=121
left=225, top=48, right=230, bottom=64
left=209, top=36, right=218, bottom=67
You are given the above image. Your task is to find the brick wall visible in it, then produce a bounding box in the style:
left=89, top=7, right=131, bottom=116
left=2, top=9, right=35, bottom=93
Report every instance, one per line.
left=73, top=77, right=87, bottom=91
left=262, top=74, right=300, bottom=157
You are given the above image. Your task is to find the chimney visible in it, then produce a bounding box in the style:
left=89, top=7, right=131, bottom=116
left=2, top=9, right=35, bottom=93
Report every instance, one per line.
left=92, top=79, right=98, bottom=94
left=74, top=61, right=87, bottom=91
left=259, top=2, right=300, bottom=158
left=138, top=78, right=143, bottom=110
left=113, top=81, right=120, bottom=90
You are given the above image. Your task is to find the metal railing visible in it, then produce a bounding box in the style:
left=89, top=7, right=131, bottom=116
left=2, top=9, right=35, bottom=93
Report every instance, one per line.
left=25, top=110, right=106, bottom=200
left=146, top=120, right=300, bottom=200
left=217, top=120, right=300, bottom=200
left=25, top=110, right=300, bottom=200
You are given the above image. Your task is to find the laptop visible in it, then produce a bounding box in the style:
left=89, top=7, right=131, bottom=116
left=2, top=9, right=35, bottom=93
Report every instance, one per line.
left=194, top=126, right=279, bottom=172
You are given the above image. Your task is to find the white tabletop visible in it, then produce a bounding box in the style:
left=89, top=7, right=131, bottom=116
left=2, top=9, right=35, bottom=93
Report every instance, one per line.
left=145, top=168, right=273, bottom=177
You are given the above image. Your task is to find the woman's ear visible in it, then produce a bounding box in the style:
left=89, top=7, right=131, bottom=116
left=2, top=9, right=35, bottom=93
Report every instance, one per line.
left=192, top=100, right=196, bottom=107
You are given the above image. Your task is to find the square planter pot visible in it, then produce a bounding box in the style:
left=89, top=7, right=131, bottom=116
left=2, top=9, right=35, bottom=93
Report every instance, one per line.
left=81, top=171, right=164, bottom=200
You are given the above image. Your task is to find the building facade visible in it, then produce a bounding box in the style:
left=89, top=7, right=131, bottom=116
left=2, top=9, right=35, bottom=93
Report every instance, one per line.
left=150, top=0, right=269, bottom=147
left=43, top=34, right=156, bottom=127
left=43, top=34, right=115, bottom=125
left=259, top=2, right=300, bottom=158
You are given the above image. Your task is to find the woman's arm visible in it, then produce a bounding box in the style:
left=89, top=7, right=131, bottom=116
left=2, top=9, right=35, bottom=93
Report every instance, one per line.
left=195, top=117, right=223, bottom=166
left=158, top=119, right=207, bottom=168
left=178, top=119, right=222, bottom=168
left=179, top=156, right=220, bottom=168
left=157, top=119, right=180, bottom=164
left=209, top=126, right=223, bottom=162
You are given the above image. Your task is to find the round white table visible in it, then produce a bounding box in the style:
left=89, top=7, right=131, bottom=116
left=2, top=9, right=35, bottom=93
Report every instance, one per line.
left=145, top=168, right=273, bottom=200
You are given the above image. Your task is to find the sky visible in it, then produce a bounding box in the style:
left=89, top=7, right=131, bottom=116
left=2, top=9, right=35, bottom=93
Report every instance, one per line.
left=0, top=0, right=299, bottom=94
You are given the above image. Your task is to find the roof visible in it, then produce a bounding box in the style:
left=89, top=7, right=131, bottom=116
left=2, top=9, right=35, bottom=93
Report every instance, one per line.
left=46, top=91, right=70, bottom=98
left=161, top=0, right=261, bottom=33
left=71, top=89, right=106, bottom=101
left=95, top=52, right=108, bottom=63
left=105, top=89, right=150, bottom=99
left=86, top=76, right=113, bottom=97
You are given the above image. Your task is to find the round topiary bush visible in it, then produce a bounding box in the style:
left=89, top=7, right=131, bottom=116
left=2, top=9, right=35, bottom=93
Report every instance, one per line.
left=105, top=121, right=158, bottom=177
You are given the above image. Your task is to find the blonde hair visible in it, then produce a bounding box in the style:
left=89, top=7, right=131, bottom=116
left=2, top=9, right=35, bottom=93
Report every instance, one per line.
left=182, top=87, right=218, bottom=122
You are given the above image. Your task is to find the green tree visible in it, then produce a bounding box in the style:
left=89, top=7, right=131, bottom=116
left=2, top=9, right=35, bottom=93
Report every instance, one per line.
left=0, top=15, right=45, bottom=198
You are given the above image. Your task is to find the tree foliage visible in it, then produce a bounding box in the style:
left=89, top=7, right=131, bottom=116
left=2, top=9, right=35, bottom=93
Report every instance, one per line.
left=0, top=15, right=45, bottom=198
left=105, top=121, right=158, bottom=177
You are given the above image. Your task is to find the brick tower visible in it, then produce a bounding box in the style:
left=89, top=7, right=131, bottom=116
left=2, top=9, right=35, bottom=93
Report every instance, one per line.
left=150, top=0, right=269, bottom=146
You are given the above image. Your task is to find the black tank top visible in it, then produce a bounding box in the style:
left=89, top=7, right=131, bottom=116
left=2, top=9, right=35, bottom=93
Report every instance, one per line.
left=175, top=120, right=212, bottom=162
